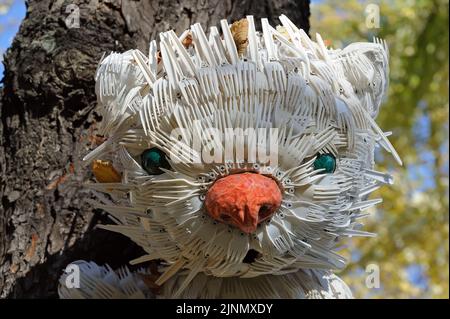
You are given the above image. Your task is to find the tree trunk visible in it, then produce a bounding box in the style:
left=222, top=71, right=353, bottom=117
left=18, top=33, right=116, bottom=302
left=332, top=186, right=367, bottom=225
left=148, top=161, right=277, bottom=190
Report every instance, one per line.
left=0, top=0, right=310, bottom=298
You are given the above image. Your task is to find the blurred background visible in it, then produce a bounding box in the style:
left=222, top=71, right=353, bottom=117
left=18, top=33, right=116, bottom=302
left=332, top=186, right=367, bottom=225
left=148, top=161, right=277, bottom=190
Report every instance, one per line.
left=1, top=0, right=448, bottom=298
left=311, top=0, right=449, bottom=298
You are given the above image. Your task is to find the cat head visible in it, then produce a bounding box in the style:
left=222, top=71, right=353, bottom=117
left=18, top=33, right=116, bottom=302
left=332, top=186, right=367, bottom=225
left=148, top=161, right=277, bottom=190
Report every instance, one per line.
left=85, top=15, right=400, bottom=296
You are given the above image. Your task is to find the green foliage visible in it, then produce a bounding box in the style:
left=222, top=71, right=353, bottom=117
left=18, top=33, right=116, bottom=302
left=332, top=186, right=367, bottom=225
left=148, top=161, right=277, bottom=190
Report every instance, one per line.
left=311, top=0, right=449, bottom=298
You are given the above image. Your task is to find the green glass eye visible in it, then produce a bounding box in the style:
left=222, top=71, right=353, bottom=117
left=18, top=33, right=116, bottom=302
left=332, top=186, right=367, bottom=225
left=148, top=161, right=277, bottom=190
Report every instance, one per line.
left=313, top=154, right=336, bottom=174
left=141, top=148, right=170, bottom=175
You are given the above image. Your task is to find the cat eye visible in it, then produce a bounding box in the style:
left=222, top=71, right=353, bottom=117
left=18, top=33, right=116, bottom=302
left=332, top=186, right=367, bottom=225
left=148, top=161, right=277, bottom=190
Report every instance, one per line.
left=141, top=147, right=171, bottom=175
left=313, top=153, right=336, bottom=174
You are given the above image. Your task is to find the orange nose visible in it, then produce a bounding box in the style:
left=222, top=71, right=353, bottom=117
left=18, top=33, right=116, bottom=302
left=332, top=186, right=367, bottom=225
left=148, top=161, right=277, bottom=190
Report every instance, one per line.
left=204, top=173, right=282, bottom=233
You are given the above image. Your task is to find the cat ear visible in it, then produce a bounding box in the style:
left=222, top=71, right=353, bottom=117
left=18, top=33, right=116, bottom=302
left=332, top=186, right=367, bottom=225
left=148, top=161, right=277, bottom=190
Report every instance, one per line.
left=337, top=38, right=390, bottom=119
left=94, top=50, right=151, bottom=136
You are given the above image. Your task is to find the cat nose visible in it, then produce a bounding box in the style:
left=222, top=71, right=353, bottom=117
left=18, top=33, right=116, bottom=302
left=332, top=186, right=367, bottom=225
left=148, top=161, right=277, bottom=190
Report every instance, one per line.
left=204, top=172, right=282, bottom=233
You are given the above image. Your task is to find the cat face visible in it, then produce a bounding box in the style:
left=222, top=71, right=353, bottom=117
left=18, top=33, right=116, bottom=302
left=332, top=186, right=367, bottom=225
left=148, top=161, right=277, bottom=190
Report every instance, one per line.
left=86, top=15, right=400, bottom=292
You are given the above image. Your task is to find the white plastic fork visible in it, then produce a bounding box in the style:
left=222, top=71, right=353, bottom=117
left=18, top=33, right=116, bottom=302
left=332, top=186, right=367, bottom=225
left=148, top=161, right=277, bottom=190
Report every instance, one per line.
left=246, top=16, right=262, bottom=70
left=220, top=19, right=239, bottom=65
left=279, top=14, right=316, bottom=55
left=166, top=30, right=196, bottom=78
left=309, top=75, right=335, bottom=129
left=159, top=35, right=182, bottom=91
left=261, top=18, right=287, bottom=93
left=132, top=49, right=156, bottom=87
left=148, top=40, right=158, bottom=76
left=285, top=71, right=306, bottom=112
left=191, top=23, right=217, bottom=68
left=217, top=62, right=239, bottom=99
left=209, top=26, right=229, bottom=66
left=139, top=94, right=162, bottom=135
left=196, top=65, right=220, bottom=101
left=178, top=76, right=202, bottom=107
left=153, top=76, right=172, bottom=111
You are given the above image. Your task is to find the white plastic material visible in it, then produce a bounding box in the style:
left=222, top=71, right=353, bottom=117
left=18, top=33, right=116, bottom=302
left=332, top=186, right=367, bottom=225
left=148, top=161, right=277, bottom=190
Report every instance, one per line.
left=60, top=15, right=400, bottom=299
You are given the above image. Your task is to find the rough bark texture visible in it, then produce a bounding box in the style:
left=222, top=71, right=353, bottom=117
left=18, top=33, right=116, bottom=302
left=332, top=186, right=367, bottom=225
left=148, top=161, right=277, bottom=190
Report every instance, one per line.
left=0, top=0, right=310, bottom=298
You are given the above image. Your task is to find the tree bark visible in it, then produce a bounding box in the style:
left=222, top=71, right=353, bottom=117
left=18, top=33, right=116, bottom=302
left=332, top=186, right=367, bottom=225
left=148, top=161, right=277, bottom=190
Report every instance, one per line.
left=0, top=0, right=310, bottom=298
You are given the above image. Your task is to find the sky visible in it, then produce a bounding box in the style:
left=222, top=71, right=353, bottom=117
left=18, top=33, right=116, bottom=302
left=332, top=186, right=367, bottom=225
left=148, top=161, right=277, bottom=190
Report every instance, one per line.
left=0, top=0, right=26, bottom=80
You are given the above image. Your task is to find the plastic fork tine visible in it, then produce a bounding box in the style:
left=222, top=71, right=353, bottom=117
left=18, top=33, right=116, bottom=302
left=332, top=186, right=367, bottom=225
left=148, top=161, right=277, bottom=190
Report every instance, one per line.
left=278, top=15, right=307, bottom=53
left=149, top=97, right=162, bottom=130
left=104, top=51, right=113, bottom=72
left=107, top=52, right=115, bottom=73
left=218, top=63, right=239, bottom=98
left=159, top=38, right=180, bottom=90
left=132, top=50, right=156, bottom=87
left=246, top=16, right=262, bottom=70
left=220, top=19, right=239, bottom=65
left=179, top=77, right=201, bottom=106
left=363, top=111, right=402, bottom=165
left=262, top=18, right=277, bottom=60
left=210, top=26, right=229, bottom=65
left=271, top=24, right=311, bottom=76
left=139, top=96, right=156, bottom=134
left=153, top=77, right=168, bottom=110
left=148, top=40, right=158, bottom=76
left=97, top=51, right=107, bottom=70
left=167, top=30, right=196, bottom=77
left=192, top=23, right=217, bottom=67
left=279, top=15, right=316, bottom=53
left=315, top=33, right=330, bottom=62
left=108, top=52, right=115, bottom=72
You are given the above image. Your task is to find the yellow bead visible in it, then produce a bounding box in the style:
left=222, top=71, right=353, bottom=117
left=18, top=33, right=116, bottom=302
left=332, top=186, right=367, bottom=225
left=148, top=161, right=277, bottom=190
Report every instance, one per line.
left=92, top=160, right=121, bottom=183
